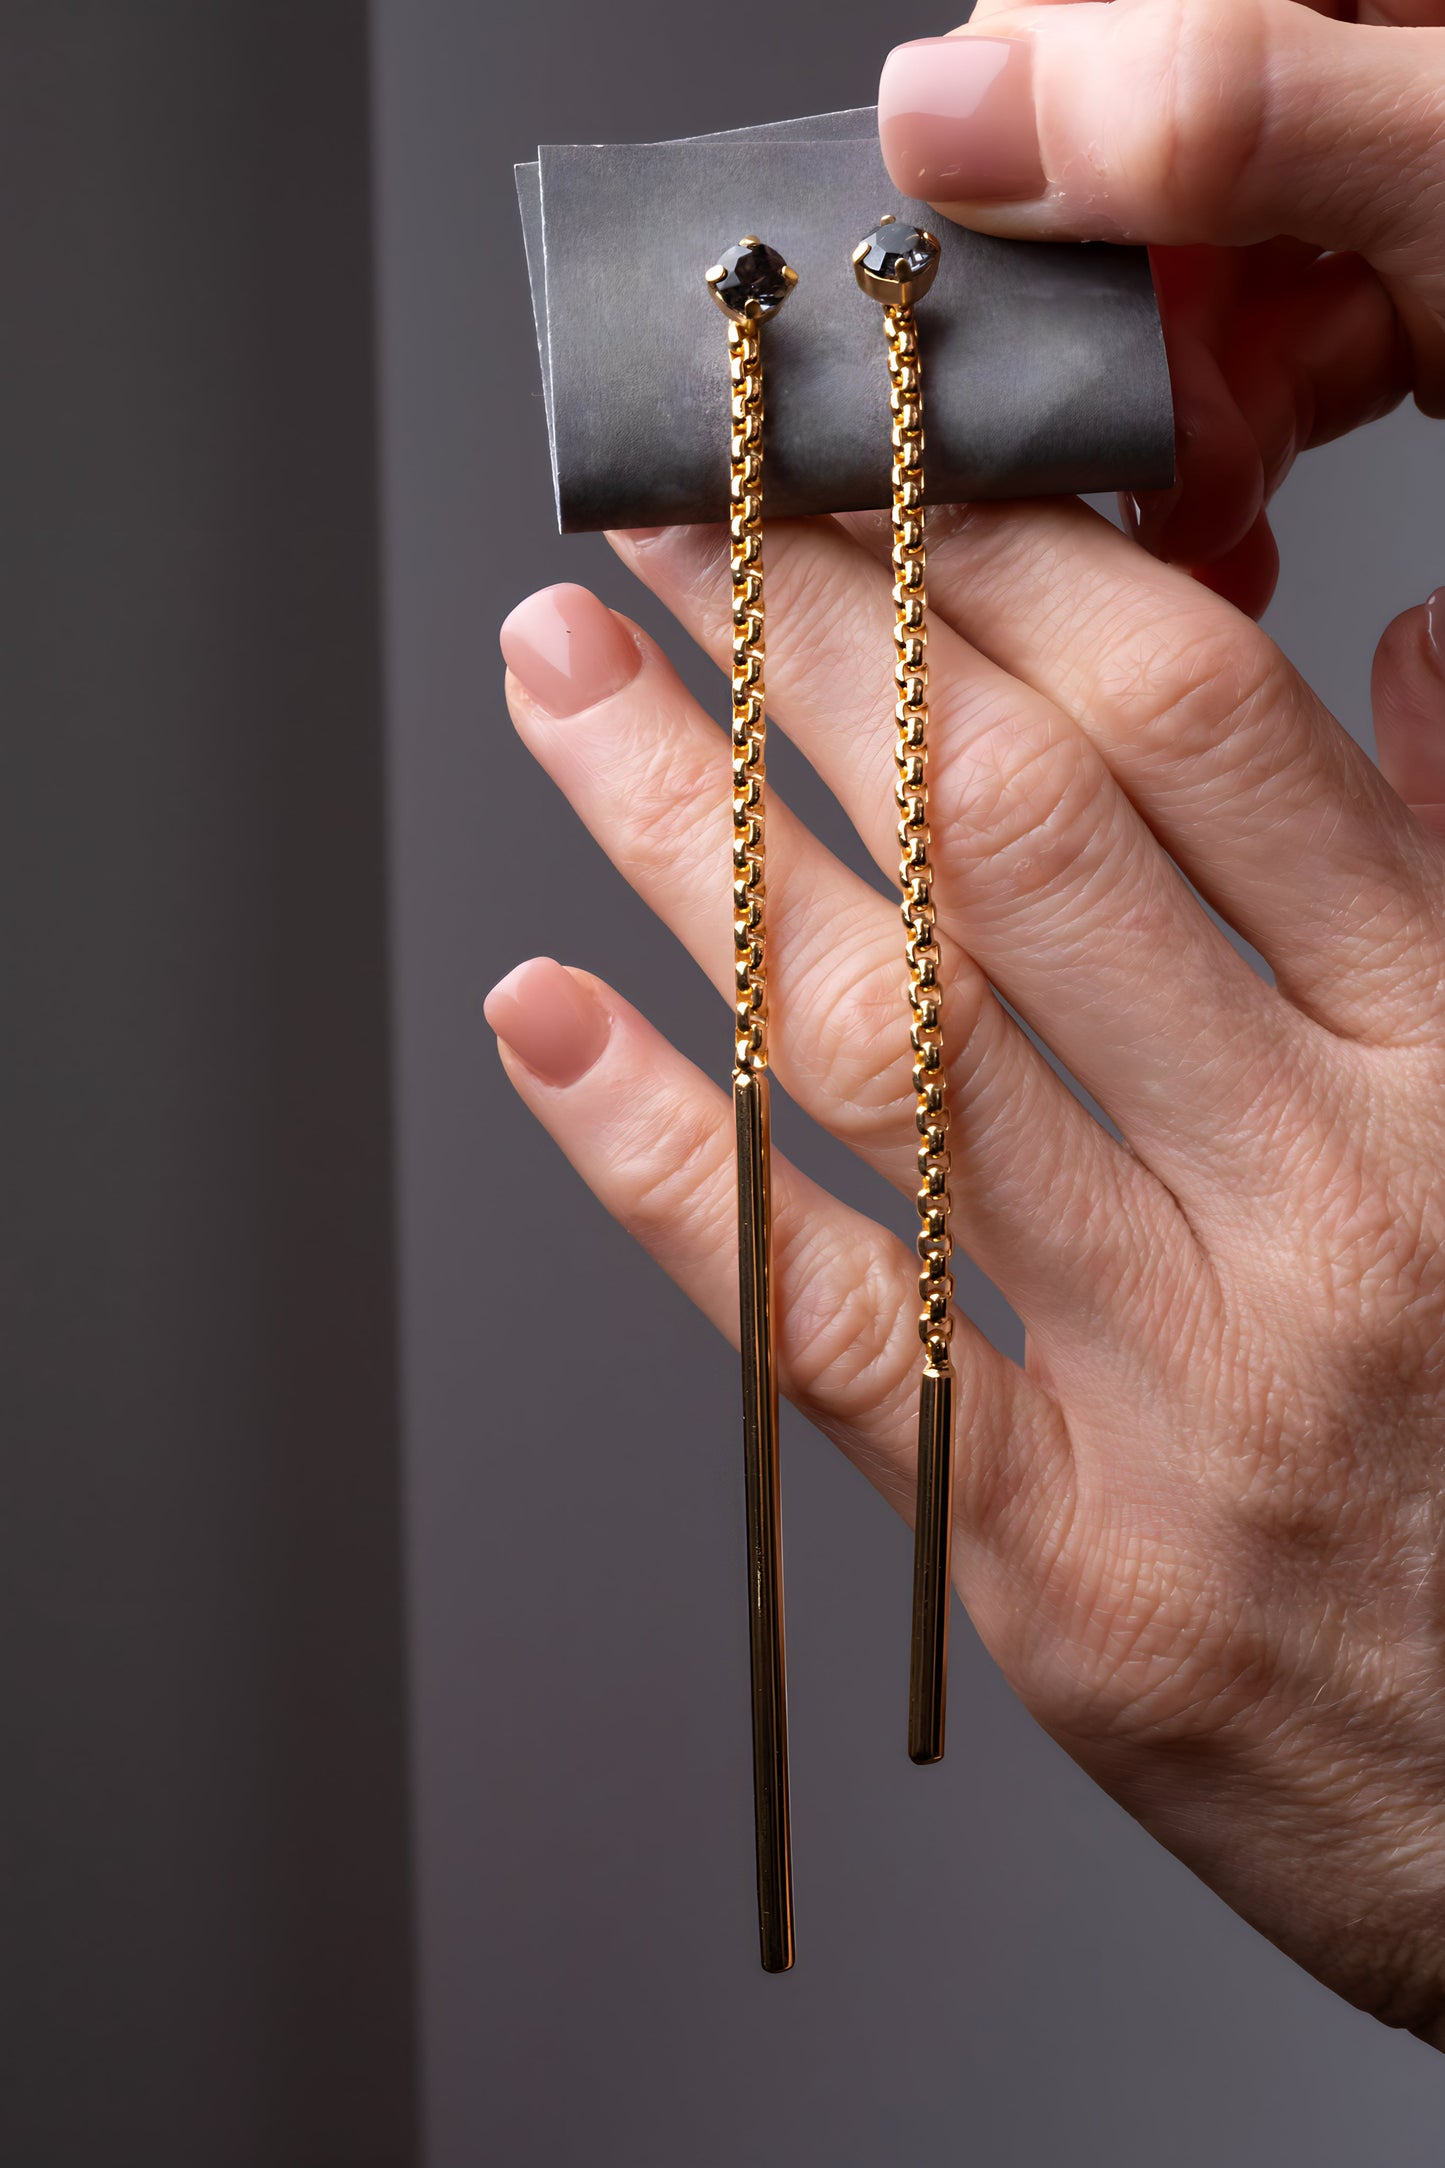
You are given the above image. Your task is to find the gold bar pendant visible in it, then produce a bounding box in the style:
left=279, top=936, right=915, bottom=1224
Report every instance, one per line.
left=734, top=1065, right=793, bottom=1973
left=850, top=217, right=957, bottom=1765
left=908, top=1362, right=955, bottom=1766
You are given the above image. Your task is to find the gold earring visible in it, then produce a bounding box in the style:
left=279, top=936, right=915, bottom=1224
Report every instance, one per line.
left=851, top=215, right=957, bottom=1768
left=704, top=237, right=799, bottom=1973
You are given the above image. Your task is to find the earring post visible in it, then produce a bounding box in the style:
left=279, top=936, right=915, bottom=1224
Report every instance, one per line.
left=708, top=245, right=798, bottom=1971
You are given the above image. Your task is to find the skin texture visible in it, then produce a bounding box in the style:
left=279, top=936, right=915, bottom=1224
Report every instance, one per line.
left=877, top=0, right=1445, bottom=616
left=489, top=0, right=1445, bottom=2050
left=493, top=499, right=1445, bottom=2047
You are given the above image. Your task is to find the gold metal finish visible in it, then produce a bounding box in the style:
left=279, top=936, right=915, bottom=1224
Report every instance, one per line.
left=852, top=213, right=942, bottom=308
left=728, top=313, right=769, bottom=1082
left=709, top=246, right=796, bottom=1969
left=909, top=1364, right=955, bottom=1762
left=735, top=1067, right=792, bottom=1970
left=858, top=231, right=958, bottom=1763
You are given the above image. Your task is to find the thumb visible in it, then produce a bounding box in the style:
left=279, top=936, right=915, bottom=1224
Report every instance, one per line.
left=879, top=0, right=1445, bottom=291
left=1372, top=592, right=1445, bottom=834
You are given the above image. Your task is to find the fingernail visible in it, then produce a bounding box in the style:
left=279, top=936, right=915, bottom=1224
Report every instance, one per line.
left=879, top=36, right=1043, bottom=203
left=484, top=958, right=612, bottom=1087
left=500, top=583, right=641, bottom=718
left=616, top=526, right=666, bottom=544
left=1120, top=492, right=1142, bottom=542
left=1425, top=588, right=1445, bottom=674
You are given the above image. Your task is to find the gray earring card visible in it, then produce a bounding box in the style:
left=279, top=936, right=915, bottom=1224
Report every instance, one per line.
left=516, top=106, right=1175, bottom=534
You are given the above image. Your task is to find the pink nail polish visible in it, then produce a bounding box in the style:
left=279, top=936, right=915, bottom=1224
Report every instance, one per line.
left=879, top=36, right=1044, bottom=204
left=500, top=583, right=641, bottom=718
left=484, top=957, right=612, bottom=1087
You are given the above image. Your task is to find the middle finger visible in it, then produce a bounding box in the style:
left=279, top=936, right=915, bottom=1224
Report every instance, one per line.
left=501, top=585, right=1172, bottom=1347
left=611, top=518, right=1308, bottom=1201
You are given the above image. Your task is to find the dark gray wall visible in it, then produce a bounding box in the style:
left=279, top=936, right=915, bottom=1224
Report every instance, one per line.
left=372, top=3, right=1445, bottom=2166
left=2, top=10, right=414, bottom=2165
left=5, top=4, right=1444, bottom=2164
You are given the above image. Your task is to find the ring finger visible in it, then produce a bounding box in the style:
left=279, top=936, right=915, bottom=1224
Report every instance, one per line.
left=484, top=957, right=1069, bottom=1557
left=500, top=582, right=1187, bottom=1353
left=850, top=492, right=1445, bottom=1040
left=609, top=519, right=1310, bottom=1204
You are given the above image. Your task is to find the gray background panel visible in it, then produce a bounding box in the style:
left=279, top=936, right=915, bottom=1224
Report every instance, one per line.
left=3, top=1, right=1442, bottom=2162
left=526, top=122, right=1172, bottom=529
left=376, top=0, right=1445, bottom=2162
left=1, top=7, right=415, bottom=2164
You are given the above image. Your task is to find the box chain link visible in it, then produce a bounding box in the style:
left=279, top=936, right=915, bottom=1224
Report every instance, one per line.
left=886, top=301, right=955, bottom=1372
left=729, top=315, right=769, bottom=1079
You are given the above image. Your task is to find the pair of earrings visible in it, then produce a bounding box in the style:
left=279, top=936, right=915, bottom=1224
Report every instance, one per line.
left=703, top=219, right=954, bottom=1973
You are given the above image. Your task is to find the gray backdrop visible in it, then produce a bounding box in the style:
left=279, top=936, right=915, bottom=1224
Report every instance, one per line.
left=4, top=3, right=1444, bottom=2164
left=3, top=9, right=414, bottom=2167
left=384, top=0, right=1445, bottom=2163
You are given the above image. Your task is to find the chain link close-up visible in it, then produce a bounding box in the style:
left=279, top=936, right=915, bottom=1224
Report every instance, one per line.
left=729, top=315, right=769, bottom=1080
left=885, top=301, right=955, bottom=1375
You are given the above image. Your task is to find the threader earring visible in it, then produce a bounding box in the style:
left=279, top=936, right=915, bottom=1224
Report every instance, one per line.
left=851, top=216, right=957, bottom=1768
left=704, top=238, right=799, bottom=1972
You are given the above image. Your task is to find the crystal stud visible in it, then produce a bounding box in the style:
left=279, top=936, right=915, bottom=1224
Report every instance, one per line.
left=852, top=216, right=941, bottom=306
left=705, top=238, right=798, bottom=323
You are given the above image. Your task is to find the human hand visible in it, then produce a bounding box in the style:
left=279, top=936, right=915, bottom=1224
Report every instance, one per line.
left=878, top=0, right=1445, bottom=615
left=490, top=500, right=1445, bottom=2042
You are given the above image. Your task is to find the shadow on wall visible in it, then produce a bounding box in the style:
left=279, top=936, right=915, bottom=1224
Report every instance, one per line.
left=0, top=10, right=416, bottom=2164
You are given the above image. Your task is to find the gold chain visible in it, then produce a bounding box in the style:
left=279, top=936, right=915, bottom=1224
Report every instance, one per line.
left=729, top=315, right=768, bottom=1079
left=885, top=301, right=954, bottom=1371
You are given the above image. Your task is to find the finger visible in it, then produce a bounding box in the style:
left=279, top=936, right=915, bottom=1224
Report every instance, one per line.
left=877, top=0, right=1445, bottom=402
left=1186, top=504, right=1280, bottom=619
left=1128, top=243, right=1406, bottom=581
left=500, top=582, right=1174, bottom=1346
left=484, top=955, right=1067, bottom=1543
left=1127, top=252, right=1265, bottom=574
left=611, top=522, right=1303, bottom=1191
left=1216, top=245, right=1411, bottom=479
left=965, top=3, right=1445, bottom=49
left=1373, top=593, right=1445, bottom=836
left=1364, top=1, right=1445, bottom=21
left=839, top=495, right=1445, bottom=1041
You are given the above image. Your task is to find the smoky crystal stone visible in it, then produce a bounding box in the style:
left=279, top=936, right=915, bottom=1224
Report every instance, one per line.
left=855, top=222, right=940, bottom=294
left=708, top=240, right=795, bottom=322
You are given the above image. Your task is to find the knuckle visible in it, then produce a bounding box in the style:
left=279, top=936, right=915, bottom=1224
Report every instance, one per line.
left=1109, top=0, right=1272, bottom=229
left=620, top=1099, right=732, bottom=1257
left=797, top=940, right=912, bottom=1132
left=940, top=702, right=1116, bottom=902
left=781, top=1228, right=918, bottom=1425
left=608, top=711, right=725, bottom=890
left=785, top=920, right=991, bottom=1149
left=1093, top=604, right=1288, bottom=771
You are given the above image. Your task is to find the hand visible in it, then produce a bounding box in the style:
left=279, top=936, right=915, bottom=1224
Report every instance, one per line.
left=878, top=0, right=1445, bottom=615
left=490, top=501, right=1445, bottom=2043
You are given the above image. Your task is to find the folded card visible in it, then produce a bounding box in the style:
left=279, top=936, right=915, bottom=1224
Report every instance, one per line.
left=516, top=105, right=1175, bottom=533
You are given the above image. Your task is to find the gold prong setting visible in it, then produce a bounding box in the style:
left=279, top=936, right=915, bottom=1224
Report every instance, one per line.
left=852, top=211, right=941, bottom=308
left=706, top=236, right=799, bottom=324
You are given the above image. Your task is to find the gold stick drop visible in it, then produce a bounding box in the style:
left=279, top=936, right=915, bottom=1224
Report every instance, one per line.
left=853, top=217, right=957, bottom=1766
left=909, top=1363, right=955, bottom=1764
left=734, top=1066, right=792, bottom=1971
left=705, top=240, right=798, bottom=1969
